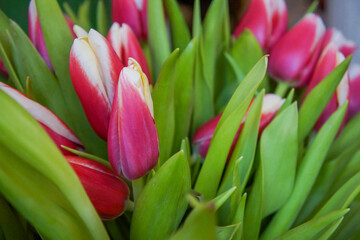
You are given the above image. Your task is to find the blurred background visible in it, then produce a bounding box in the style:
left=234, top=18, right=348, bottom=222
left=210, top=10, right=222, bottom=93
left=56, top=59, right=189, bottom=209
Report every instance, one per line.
left=0, top=0, right=359, bottom=61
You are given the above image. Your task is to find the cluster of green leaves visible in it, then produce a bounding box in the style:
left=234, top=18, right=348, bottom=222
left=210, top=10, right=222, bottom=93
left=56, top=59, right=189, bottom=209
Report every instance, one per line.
left=0, top=0, right=359, bottom=239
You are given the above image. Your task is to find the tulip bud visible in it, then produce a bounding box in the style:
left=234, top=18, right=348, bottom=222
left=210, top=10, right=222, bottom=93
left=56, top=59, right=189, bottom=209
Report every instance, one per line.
left=107, top=23, right=151, bottom=83
left=28, top=0, right=75, bottom=69
left=65, top=156, right=129, bottom=220
left=69, top=28, right=124, bottom=140
left=108, top=59, right=159, bottom=180
left=348, top=64, right=360, bottom=119
left=193, top=94, right=284, bottom=159
left=0, top=83, right=83, bottom=154
left=112, top=0, right=148, bottom=40
left=303, top=43, right=350, bottom=131
left=234, top=0, right=288, bottom=50
left=269, top=13, right=326, bottom=87
left=323, top=28, right=357, bottom=57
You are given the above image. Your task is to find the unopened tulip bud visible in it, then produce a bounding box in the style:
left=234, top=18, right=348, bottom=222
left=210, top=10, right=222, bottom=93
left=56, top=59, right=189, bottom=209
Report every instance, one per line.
left=108, top=59, right=159, bottom=180
left=234, top=0, right=288, bottom=50
left=0, top=83, right=83, bottom=154
left=348, top=64, right=360, bottom=119
left=108, top=23, right=151, bottom=83
left=323, top=28, right=357, bottom=57
left=193, top=94, right=284, bottom=159
left=269, top=13, right=326, bottom=87
left=65, top=156, right=129, bottom=220
left=28, top=0, right=75, bottom=69
left=303, top=43, right=349, bottom=131
left=69, top=28, right=124, bottom=139
left=112, top=0, right=148, bottom=40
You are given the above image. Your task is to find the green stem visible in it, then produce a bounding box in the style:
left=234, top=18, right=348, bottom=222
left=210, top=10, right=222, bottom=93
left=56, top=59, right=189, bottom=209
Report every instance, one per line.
left=61, top=145, right=111, bottom=168
left=274, top=82, right=289, bottom=98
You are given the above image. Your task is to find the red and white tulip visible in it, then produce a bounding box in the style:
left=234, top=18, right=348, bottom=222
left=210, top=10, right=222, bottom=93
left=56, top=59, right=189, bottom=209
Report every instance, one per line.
left=108, top=59, right=159, bottom=180
left=108, top=23, right=151, bottom=83
left=348, top=64, right=360, bottom=119
left=69, top=27, right=124, bottom=140
left=323, top=28, right=357, bottom=58
left=193, top=94, right=285, bottom=159
left=234, top=0, right=288, bottom=51
left=268, top=13, right=326, bottom=87
left=0, top=83, right=82, bottom=154
left=66, top=156, right=129, bottom=221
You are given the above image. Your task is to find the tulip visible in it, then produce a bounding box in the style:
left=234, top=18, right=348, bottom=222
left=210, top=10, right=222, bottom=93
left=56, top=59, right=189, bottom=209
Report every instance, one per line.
left=268, top=13, right=326, bottom=87
left=28, top=0, right=75, bottom=69
left=0, top=83, right=83, bottom=154
left=348, top=64, right=360, bottom=119
left=69, top=27, right=123, bottom=140
left=323, top=28, right=357, bottom=57
left=112, top=0, right=148, bottom=40
left=303, top=43, right=349, bottom=131
left=233, top=0, right=288, bottom=50
left=107, top=23, right=151, bottom=83
left=65, top=156, right=129, bottom=220
left=193, top=94, right=285, bottom=159
left=108, top=58, right=159, bottom=180
left=0, top=58, right=7, bottom=77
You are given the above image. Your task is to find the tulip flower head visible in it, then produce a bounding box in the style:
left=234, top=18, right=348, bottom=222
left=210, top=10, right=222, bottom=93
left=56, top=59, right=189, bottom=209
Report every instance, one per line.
left=323, top=28, right=357, bottom=57
left=112, top=0, right=148, bottom=40
left=108, top=58, right=159, bottom=180
left=303, top=43, right=350, bottom=131
left=0, top=58, right=7, bottom=77
left=348, top=64, right=360, bottom=119
left=269, top=13, right=326, bottom=87
left=193, top=94, right=285, bottom=159
left=107, top=23, right=151, bottom=83
left=28, top=0, right=75, bottom=69
left=66, top=156, right=129, bottom=220
left=0, top=83, right=83, bottom=154
left=70, top=27, right=123, bottom=139
left=234, top=0, right=288, bottom=50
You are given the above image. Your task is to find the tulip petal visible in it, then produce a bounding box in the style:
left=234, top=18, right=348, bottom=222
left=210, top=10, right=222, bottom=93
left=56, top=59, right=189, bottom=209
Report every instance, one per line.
left=112, top=0, right=142, bottom=39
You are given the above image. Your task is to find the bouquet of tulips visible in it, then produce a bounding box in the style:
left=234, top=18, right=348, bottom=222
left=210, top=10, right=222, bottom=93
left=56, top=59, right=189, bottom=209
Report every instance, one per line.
left=0, top=0, right=359, bottom=239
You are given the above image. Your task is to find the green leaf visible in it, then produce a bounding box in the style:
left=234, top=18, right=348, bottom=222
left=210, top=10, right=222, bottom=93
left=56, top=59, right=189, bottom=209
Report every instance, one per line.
left=261, top=103, right=348, bottom=240
left=8, top=21, right=70, bottom=123
left=261, top=103, right=298, bottom=217
left=274, top=209, right=349, bottom=240
left=0, top=90, right=108, bottom=240
left=195, top=56, right=267, bottom=199
left=314, top=217, right=344, bottom=240
left=63, top=3, right=78, bottom=24
left=216, top=224, right=240, bottom=240
left=130, top=151, right=191, bottom=240
left=36, top=0, right=107, bottom=157
left=61, top=146, right=111, bottom=169
left=0, top=38, right=22, bottom=92
left=328, top=112, right=360, bottom=159
left=77, top=0, right=91, bottom=30
left=164, top=0, right=191, bottom=52
left=330, top=200, right=360, bottom=239
left=217, top=91, right=264, bottom=223
left=148, top=0, right=171, bottom=79
left=232, top=193, right=247, bottom=240
left=173, top=39, right=196, bottom=152
left=298, top=56, right=351, bottom=143
left=168, top=202, right=216, bottom=240
left=278, top=89, right=294, bottom=114
left=180, top=138, right=192, bottom=166
left=243, top=161, right=264, bottom=240
left=192, top=0, right=202, bottom=37
left=0, top=195, right=27, bottom=240
left=314, top=171, right=360, bottom=218
left=152, top=49, right=179, bottom=165
left=306, top=0, right=319, bottom=14
left=96, top=0, right=108, bottom=36
left=213, top=187, right=237, bottom=210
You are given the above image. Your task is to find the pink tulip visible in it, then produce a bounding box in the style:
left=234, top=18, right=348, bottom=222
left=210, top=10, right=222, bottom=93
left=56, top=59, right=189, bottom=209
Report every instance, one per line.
left=0, top=58, right=7, bottom=77
left=303, top=43, right=350, bottom=131
left=108, top=59, right=159, bottom=180
left=323, top=28, right=357, bottom=57
left=28, top=0, right=75, bottom=69
left=112, top=0, right=148, bottom=40
left=234, top=0, right=288, bottom=50
left=269, top=13, right=326, bottom=87
left=107, top=23, right=151, bottom=83
left=66, top=156, right=129, bottom=221
left=193, top=94, right=285, bottom=159
left=348, top=64, right=360, bottom=119
left=69, top=27, right=124, bottom=140
left=0, top=83, right=83, bottom=154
